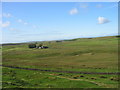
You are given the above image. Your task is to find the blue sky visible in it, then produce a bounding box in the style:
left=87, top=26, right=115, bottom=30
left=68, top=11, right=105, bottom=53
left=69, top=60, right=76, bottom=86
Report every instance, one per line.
left=1, top=2, right=118, bottom=43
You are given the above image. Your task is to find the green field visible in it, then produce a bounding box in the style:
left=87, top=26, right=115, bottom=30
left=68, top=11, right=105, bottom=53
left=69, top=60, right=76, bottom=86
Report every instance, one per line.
left=2, top=36, right=119, bottom=88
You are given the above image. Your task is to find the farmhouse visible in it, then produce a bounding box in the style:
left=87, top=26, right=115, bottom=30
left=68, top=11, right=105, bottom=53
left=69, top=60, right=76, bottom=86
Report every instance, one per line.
left=36, top=46, right=48, bottom=49
left=28, top=43, right=48, bottom=49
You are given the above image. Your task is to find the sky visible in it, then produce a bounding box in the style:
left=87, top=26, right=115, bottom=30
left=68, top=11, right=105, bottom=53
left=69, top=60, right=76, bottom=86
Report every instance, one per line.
left=1, top=2, right=118, bottom=43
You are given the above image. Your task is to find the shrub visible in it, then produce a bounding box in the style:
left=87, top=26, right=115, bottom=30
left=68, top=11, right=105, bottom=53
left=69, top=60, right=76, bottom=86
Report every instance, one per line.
left=110, top=77, right=119, bottom=81
left=28, top=44, right=36, bottom=48
left=91, top=77, right=96, bottom=80
left=80, top=75, right=84, bottom=77
left=56, top=41, right=62, bottom=42
left=73, top=76, right=78, bottom=79
left=38, top=43, right=43, bottom=47
left=100, top=76, right=107, bottom=78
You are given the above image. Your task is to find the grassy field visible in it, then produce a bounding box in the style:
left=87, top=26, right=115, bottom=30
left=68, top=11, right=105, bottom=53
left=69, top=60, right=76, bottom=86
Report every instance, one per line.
left=2, top=36, right=119, bottom=88
left=2, top=67, right=119, bottom=88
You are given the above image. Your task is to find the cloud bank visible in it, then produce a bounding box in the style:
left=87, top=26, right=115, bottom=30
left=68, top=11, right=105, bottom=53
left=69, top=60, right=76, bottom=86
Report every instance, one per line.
left=69, top=8, right=78, bottom=15
left=98, top=16, right=110, bottom=24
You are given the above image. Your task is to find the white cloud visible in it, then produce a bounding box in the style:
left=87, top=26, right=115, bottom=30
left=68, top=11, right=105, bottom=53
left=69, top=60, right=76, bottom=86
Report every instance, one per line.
left=69, top=8, right=78, bottom=15
left=18, top=19, right=23, bottom=23
left=0, top=21, right=10, bottom=28
left=18, top=19, right=28, bottom=25
left=3, top=13, right=12, bottom=18
left=98, top=17, right=110, bottom=24
left=24, top=22, right=28, bottom=25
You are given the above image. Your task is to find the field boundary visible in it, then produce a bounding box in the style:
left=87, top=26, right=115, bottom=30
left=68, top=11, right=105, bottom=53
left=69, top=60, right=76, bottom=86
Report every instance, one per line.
left=1, top=65, right=119, bottom=75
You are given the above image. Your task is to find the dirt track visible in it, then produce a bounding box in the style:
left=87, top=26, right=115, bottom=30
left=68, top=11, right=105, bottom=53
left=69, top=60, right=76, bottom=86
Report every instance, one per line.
left=1, top=65, right=119, bottom=75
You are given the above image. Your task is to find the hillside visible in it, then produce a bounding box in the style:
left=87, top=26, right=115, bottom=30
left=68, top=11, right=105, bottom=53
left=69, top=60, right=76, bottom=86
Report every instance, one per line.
left=2, top=36, right=119, bottom=88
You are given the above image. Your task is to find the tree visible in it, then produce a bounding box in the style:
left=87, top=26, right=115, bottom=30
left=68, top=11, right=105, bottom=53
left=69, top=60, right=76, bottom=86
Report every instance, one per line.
left=38, top=43, right=43, bottom=47
left=28, top=44, right=36, bottom=48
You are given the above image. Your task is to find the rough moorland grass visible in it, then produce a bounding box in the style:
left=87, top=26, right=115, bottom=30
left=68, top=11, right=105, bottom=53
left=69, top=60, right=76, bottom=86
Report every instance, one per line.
left=2, top=36, right=118, bottom=72
left=2, top=36, right=119, bottom=88
left=2, top=67, right=119, bottom=88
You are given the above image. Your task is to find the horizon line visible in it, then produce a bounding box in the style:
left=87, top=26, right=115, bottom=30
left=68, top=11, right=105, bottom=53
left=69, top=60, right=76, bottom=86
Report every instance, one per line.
left=1, top=34, right=119, bottom=44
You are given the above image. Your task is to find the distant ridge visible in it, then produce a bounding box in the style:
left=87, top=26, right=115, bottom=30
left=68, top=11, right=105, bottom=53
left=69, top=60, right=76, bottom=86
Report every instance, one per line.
left=1, top=35, right=119, bottom=45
